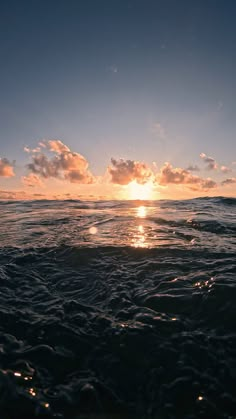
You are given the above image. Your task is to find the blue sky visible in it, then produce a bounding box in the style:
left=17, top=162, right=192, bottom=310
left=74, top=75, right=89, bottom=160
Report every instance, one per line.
left=0, top=0, right=235, bottom=198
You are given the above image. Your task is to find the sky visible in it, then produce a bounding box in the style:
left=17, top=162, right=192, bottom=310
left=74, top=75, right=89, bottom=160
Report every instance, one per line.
left=0, top=0, right=235, bottom=200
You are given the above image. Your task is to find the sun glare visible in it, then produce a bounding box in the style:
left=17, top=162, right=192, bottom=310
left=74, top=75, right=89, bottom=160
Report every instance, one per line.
left=137, top=206, right=146, bottom=218
left=127, top=181, right=154, bottom=200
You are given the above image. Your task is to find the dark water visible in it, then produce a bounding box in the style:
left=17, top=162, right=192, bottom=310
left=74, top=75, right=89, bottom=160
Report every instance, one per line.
left=0, top=197, right=236, bottom=419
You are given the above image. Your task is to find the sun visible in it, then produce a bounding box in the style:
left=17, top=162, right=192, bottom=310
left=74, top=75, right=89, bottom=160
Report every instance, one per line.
left=126, top=180, right=154, bottom=200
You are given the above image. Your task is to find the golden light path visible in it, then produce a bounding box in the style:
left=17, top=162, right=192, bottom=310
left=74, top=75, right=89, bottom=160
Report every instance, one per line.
left=131, top=205, right=148, bottom=248
left=137, top=205, right=146, bottom=218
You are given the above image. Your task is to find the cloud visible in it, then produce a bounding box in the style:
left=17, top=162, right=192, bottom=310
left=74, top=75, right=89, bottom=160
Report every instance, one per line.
left=220, top=165, right=232, bottom=174
left=25, top=140, right=94, bottom=184
left=158, top=163, right=195, bottom=185
left=157, top=162, right=217, bottom=190
left=221, top=178, right=236, bottom=186
left=108, top=159, right=217, bottom=191
left=0, top=190, right=27, bottom=200
left=200, top=178, right=217, bottom=189
left=24, top=146, right=41, bottom=153
left=108, top=158, right=154, bottom=185
left=186, top=165, right=200, bottom=172
left=0, top=158, right=15, bottom=177
left=200, top=153, right=218, bottom=170
left=22, top=173, right=44, bottom=187
left=45, top=139, right=70, bottom=154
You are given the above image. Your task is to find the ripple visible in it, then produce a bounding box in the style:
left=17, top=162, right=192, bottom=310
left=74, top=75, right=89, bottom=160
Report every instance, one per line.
left=0, top=198, right=235, bottom=418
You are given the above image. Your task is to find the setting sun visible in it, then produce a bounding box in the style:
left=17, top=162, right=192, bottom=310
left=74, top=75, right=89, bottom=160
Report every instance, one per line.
left=126, top=181, right=154, bottom=200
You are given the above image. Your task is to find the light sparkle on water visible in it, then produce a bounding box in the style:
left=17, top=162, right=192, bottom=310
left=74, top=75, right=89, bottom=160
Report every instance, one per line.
left=89, top=226, right=98, bottom=235
left=137, top=206, right=146, bottom=218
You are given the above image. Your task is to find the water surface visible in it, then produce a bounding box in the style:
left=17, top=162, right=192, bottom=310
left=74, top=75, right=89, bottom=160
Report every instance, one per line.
left=0, top=197, right=236, bottom=418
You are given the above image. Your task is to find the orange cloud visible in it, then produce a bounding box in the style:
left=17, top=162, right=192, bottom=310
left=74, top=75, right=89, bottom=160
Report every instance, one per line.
left=46, top=139, right=70, bottom=154
left=157, top=162, right=217, bottom=190
left=0, top=158, right=15, bottom=177
left=25, top=140, right=94, bottom=184
left=108, top=158, right=154, bottom=185
left=21, top=173, right=44, bottom=187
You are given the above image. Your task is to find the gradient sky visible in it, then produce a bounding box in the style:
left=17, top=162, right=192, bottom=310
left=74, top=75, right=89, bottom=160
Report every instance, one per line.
left=0, top=0, right=235, bottom=199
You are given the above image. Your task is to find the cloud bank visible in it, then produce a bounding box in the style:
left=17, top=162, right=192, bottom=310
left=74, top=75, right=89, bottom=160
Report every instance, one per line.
left=1, top=139, right=235, bottom=198
left=0, top=190, right=27, bottom=200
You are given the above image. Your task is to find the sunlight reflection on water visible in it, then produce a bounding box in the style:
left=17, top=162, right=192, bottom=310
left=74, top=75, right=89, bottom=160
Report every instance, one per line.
left=136, top=205, right=146, bottom=218
left=129, top=206, right=148, bottom=247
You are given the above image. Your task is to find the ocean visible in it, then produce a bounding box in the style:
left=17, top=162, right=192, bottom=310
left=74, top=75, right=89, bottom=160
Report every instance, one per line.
left=0, top=197, right=235, bottom=419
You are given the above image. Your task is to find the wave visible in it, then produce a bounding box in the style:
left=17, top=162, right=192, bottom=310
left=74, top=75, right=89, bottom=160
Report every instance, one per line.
left=0, top=199, right=235, bottom=418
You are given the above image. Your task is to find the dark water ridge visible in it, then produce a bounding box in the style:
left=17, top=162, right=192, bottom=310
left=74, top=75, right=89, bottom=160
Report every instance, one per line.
left=0, top=198, right=236, bottom=418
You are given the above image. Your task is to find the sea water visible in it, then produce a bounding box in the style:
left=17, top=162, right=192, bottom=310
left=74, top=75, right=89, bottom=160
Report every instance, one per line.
left=0, top=197, right=235, bottom=418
